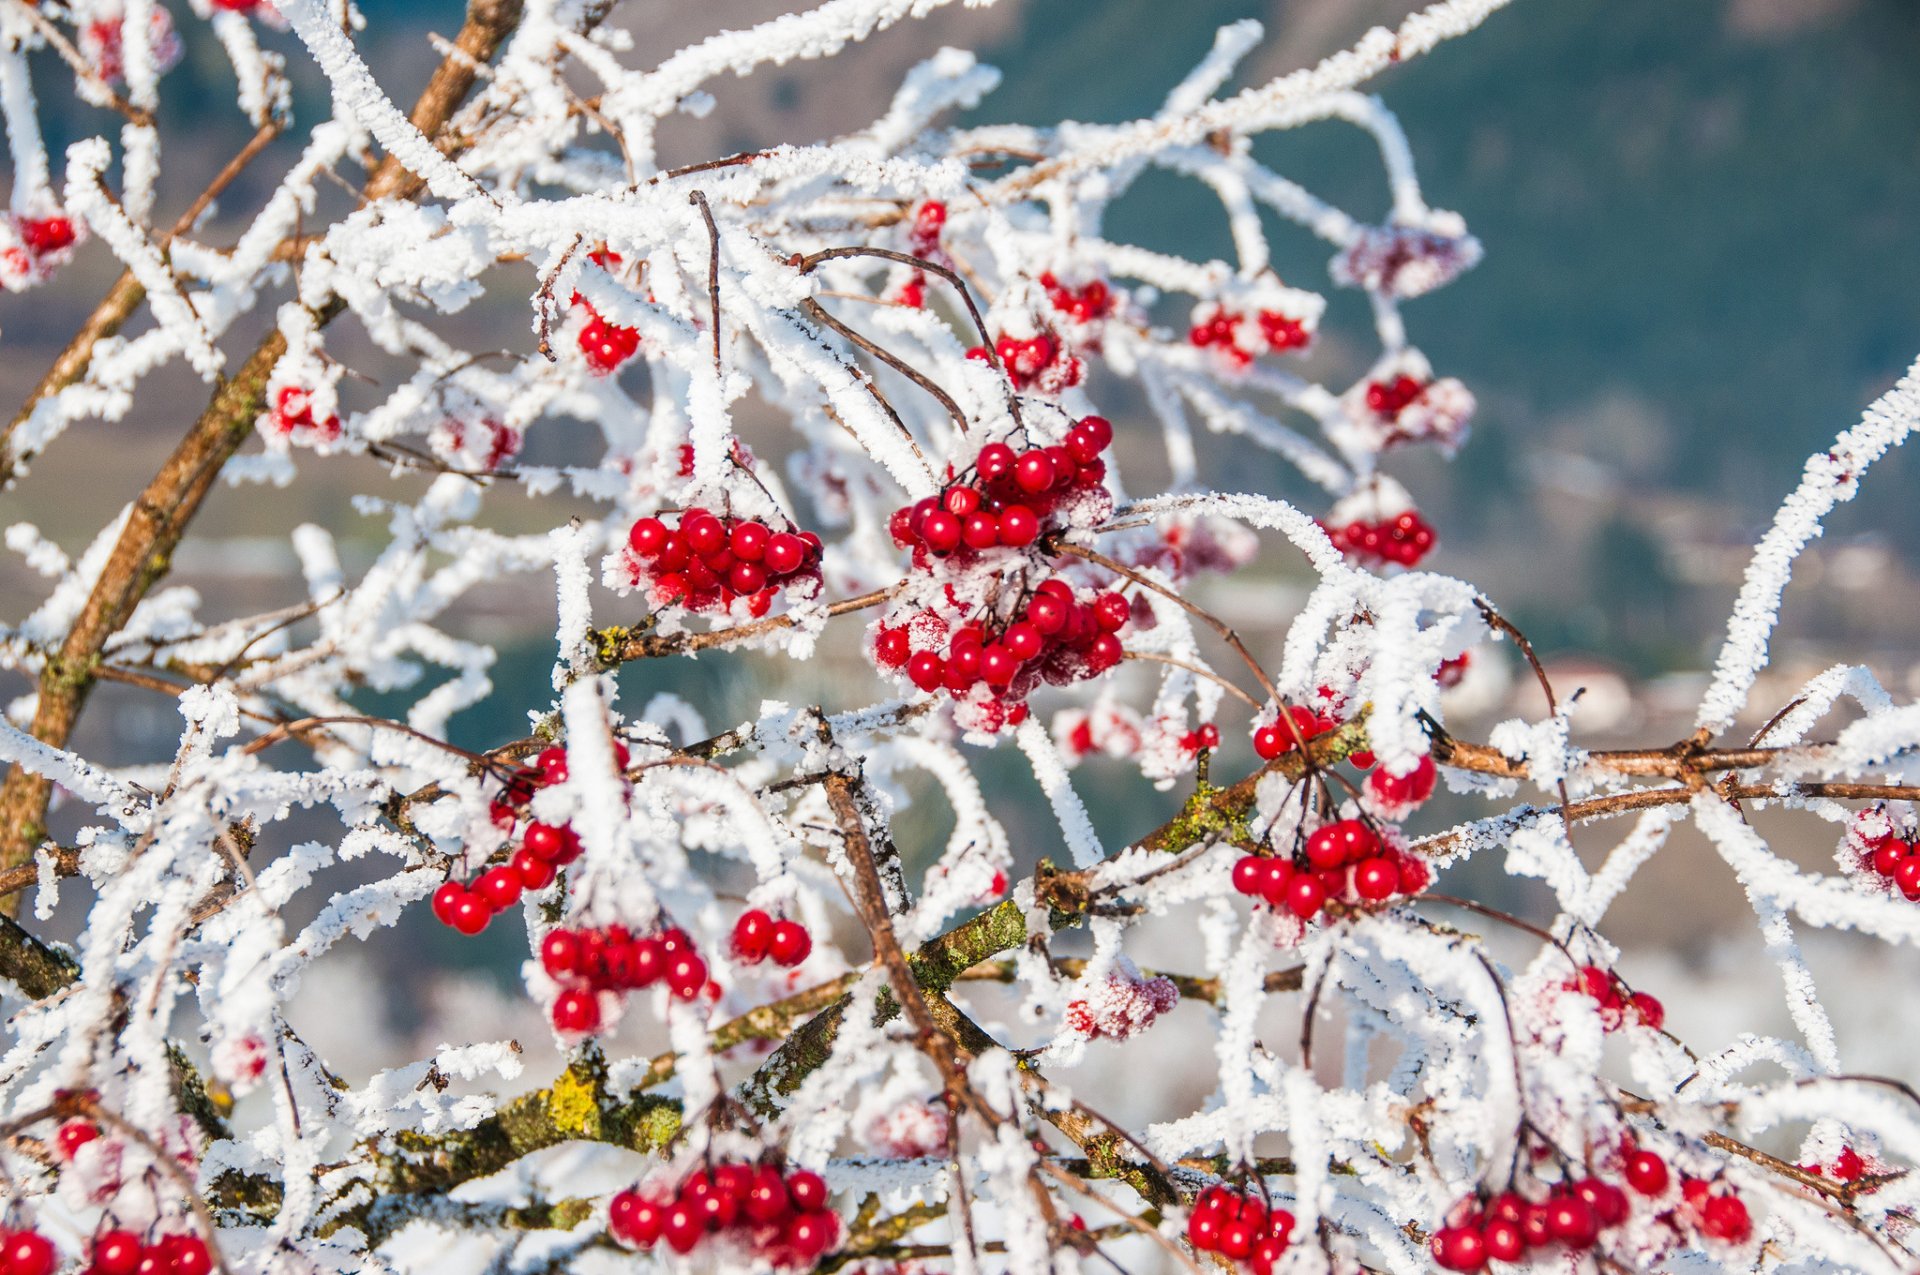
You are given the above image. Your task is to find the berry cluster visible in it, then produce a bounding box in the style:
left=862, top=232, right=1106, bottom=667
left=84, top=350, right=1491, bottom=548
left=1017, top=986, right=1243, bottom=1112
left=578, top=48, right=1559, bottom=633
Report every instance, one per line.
left=626, top=509, right=823, bottom=617
left=1364, top=374, right=1429, bottom=418
left=1430, top=1179, right=1630, bottom=1271
left=572, top=250, right=641, bottom=375
left=610, top=1164, right=839, bottom=1267
left=540, top=924, right=709, bottom=1034
left=2, top=212, right=79, bottom=291
left=1321, top=509, right=1436, bottom=568
left=1178, top=722, right=1221, bottom=754
left=879, top=578, right=1125, bottom=709
left=271, top=386, right=340, bottom=442
left=81, top=1230, right=214, bottom=1275
left=433, top=415, right=521, bottom=472
left=1366, top=754, right=1437, bottom=813
left=1185, top=1185, right=1294, bottom=1274
left=1061, top=960, right=1178, bottom=1042
left=1251, top=704, right=1338, bottom=761
left=966, top=332, right=1083, bottom=393
left=438, top=743, right=618, bottom=936
left=890, top=422, right=1114, bottom=564
left=1230, top=819, right=1432, bottom=922
left=1564, top=964, right=1665, bottom=1032
left=1861, top=824, right=1920, bottom=900
left=1188, top=303, right=1311, bottom=368
left=1039, top=272, right=1113, bottom=324
left=730, top=910, right=813, bottom=968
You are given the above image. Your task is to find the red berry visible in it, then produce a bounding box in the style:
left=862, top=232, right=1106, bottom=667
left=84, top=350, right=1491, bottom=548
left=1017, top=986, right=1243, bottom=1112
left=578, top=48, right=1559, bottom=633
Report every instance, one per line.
left=1354, top=856, right=1400, bottom=902
left=998, top=505, right=1040, bottom=546
left=1252, top=724, right=1288, bottom=760
left=540, top=929, right=582, bottom=978
left=1003, top=621, right=1043, bottom=661
left=920, top=509, right=963, bottom=553
left=1895, top=856, right=1920, bottom=900
left=683, top=514, right=726, bottom=556
left=976, top=442, right=1016, bottom=479
left=1232, top=855, right=1267, bottom=896
left=732, top=909, right=774, bottom=963
left=1093, top=592, right=1130, bottom=632
left=768, top=919, right=812, bottom=967
left=610, top=1190, right=664, bottom=1246
left=1304, top=826, right=1345, bottom=870
left=476, top=866, right=522, bottom=911
left=1026, top=590, right=1067, bottom=634
left=524, top=822, right=567, bottom=861
left=1546, top=1196, right=1598, bottom=1248
left=667, top=952, right=708, bottom=999
left=629, top=517, right=669, bottom=557
left=431, top=881, right=464, bottom=925
left=1575, top=1178, right=1629, bottom=1228
left=729, top=521, right=769, bottom=562
left=1871, top=836, right=1906, bottom=876
left=786, top=1210, right=838, bottom=1259
left=1625, top=1149, right=1669, bottom=1196
left=449, top=892, right=491, bottom=935
left=552, top=988, right=600, bottom=1034
left=1218, top=1218, right=1255, bottom=1259
left=1481, top=1217, right=1522, bottom=1260
left=56, top=1117, right=98, bottom=1158
left=1430, top=1224, right=1487, bottom=1271
left=1834, top=1146, right=1866, bottom=1181
left=1703, top=1194, right=1752, bottom=1243
left=785, top=1168, right=830, bottom=1212
left=1259, top=859, right=1296, bottom=906
left=1187, top=1208, right=1224, bottom=1251
left=629, top=936, right=664, bottom=986
left=764, top=532, right=806, bottom=575
left=512, top=848, right=557, bottom=890
left=92, top=1231, right=142, bottom=1275
left=1630, top=990, right=1665, bottom=1030
left=875, top=626, right=910, bottom=668
left=662, top=1201, right=704, bottom=1254
left=1088, top=633, right=1123, bottom=672
left=943, top=486, right=981, bottom=517
left=907, top=651, right=945, bottom=692
left=1285, top=874, right=1327, bottom=920
left=1013, top=450, right=1054, bottom=492
left=746, top=1166, right=791, bottom=1223
left=980, top=644, right=1020, bottom=686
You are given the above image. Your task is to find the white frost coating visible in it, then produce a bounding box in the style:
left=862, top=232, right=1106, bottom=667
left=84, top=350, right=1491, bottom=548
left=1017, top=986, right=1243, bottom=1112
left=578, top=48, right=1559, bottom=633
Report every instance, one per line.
left=1696, top=355, right=1920, bottom=732
left=1015, top=716, right=1104, bottom=868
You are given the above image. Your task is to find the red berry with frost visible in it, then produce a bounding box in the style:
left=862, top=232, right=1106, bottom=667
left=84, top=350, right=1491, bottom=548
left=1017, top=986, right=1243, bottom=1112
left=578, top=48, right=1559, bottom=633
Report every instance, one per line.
left=732, top=909, right=774, bottom=963
left=768, top=918, right=812, bottom=967
left=1354, top=856, right=1400, bottom=901
left=1431, top=1224, right=1487, bottom=1271
left=1625, top=1149, right=1669, bottom=1195
left=552, top=988, right=600, bottom=1034
left=1703, top=1194, right=1752, bottom=1243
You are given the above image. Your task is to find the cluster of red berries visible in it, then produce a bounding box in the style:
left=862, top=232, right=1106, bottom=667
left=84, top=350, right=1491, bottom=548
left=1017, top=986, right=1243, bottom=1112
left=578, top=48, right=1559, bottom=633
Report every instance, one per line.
left=541, top=924, right=708, bottom=1034
left=79, top=1230, right=214, bottom=1275
left=879, top=578, right=1126, bottom=704
left=610, top=1163, right=839, bottom=1267
left=15, top=215, right=75, bottom=258
left=1230, top=819, right=1432, bottom=921
left=889, top=422, right=1114, bottom=564
left=1188, top=306, right=1311, bottom=367
left=1178, top=723, right=1222, bottom=753
left=271, top=386, right=340, bottom=441
left=1364, top=374, right=1430, bottom=418
left=1185, top=1184, right=1294, bottom=1274
left=730, top=910, right=812, bottom=968
left=1861, top=826, right=1920, bottom=900
left=966, top=332, right=1083, bottom=393
left=1320, top=510, right=1436, bottom=568
left=1430, top=1178, right=1632, bottom=1271
left=1251, top=704, right=1340, bottom=761
left=438, top=744, right=616, bottom=935
left=627, top=509, right=822, bottom=617
left=1039, top=272, right=1113, bottom=324
left=1564, top=964, right=1665, bottom=1032
left=1367, top=754, right=1438, bottom=810
left=573, top=250, right=641, bottom=375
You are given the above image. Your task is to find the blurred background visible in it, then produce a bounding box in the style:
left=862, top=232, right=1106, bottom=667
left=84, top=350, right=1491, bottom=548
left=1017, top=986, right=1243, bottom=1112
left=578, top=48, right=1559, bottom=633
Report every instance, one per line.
left=6, top=0, right=1920, bottom=1143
